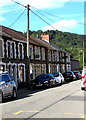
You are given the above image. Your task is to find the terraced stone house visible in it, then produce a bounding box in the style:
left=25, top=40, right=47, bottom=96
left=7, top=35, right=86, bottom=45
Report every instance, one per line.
left=0, top=26, right=71, bottom=88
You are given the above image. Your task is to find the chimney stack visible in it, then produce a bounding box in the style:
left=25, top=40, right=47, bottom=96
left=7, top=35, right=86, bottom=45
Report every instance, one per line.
left=41, top=34, right=49, bottom=43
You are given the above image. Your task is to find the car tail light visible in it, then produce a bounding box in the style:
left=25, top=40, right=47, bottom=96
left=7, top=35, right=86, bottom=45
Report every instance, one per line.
left=76, top=73, right=78, bottom=75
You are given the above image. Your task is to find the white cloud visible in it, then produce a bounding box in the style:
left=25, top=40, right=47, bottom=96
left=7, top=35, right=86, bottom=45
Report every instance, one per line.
left=0, top=16, right=5, bottom=21
left=68, top=0, right=85, bottom=2
left=23, top=0, right=70, bottom=9
left=0, top=0, right=13, bottom=7
left=0, top=0, right=85, bottom=8
left=0, top=0, right=85, bottom=10
left=42, top=19, right=78, bottom=32
left=0, top=0, right=71, bottom=9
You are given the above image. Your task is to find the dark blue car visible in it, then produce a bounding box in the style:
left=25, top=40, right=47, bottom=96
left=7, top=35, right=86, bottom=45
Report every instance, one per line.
left=73, top=71, right=81, bottom=79
left=32, top=73, right=57, bottom=88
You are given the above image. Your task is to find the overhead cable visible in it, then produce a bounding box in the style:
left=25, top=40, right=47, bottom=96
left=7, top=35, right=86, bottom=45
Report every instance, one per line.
left=30, top=9, right=58, bottom=31
left=31, top=5, right=86, bottom=26
left=8, top=9, right=26, bottom=28
left=10, top=0, right=27, bottom=8
left=35, top=9, right=72, bottom=32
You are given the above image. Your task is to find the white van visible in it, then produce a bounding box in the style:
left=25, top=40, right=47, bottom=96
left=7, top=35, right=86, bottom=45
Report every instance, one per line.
left=81, top=67, right=86, bottom=90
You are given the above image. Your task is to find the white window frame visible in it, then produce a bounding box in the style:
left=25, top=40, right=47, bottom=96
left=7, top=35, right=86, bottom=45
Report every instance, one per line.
left=0, top=39, right=4, bottom=58
left=18, top=43, right=24, bottom=59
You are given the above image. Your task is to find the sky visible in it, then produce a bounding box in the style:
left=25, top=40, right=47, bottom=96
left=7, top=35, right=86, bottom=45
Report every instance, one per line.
left=0, top=0, right=86, bottom=35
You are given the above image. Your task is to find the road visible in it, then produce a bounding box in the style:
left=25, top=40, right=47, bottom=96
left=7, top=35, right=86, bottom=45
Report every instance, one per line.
left=0, top=80, right=86, bottom=119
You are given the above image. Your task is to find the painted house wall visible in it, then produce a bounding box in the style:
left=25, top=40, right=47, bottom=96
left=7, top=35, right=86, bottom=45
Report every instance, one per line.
left=0, top=27, right=71, bottom=88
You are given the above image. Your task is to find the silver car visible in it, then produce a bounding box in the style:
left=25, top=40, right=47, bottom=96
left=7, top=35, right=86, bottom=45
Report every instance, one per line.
left=52, top=72, right=65, bottom=85
left=0, top=72, right=17, bottom=102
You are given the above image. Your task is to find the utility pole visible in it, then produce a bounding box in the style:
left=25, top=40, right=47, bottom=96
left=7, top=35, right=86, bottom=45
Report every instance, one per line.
left=26, top=4, right=30, bottom=88
left=27, top=4, right=30, bottom=58
left=83, top=40, right=84, bottom=69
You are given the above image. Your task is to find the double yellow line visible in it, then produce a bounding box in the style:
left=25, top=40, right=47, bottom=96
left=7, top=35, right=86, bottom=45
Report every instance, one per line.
left=15, top=110, right=41, bottom=115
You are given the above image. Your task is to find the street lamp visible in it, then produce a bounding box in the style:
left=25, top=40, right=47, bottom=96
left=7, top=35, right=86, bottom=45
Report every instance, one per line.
left=79, top=41, right=84, bottom=69
left=79, top=50, right=83, bottom=62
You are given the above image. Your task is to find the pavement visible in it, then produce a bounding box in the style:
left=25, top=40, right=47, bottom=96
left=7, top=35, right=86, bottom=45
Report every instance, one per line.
left=17, top=88, right=29, bottom=94
left=17, top=87, right=42, bottom=96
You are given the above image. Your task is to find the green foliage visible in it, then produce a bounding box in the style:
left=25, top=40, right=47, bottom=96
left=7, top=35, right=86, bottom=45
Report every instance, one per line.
left=24, top=30, right=86, bottom=69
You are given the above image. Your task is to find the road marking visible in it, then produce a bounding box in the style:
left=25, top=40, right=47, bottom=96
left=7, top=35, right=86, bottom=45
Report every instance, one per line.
left=0, top=118, right=7, bottom=120
left=65, top=112, right=83, bottom=116
left=14, top=110, right=41, bottom=115
left=65, top=113, right=86, bottom=119
left=15, top=111, right=24, bottom=115
left=81, top=114, right=86, bottom=119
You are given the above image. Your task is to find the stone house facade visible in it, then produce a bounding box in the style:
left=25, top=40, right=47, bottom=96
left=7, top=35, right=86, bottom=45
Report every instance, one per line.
left=0, top=26, right=71, bottom=88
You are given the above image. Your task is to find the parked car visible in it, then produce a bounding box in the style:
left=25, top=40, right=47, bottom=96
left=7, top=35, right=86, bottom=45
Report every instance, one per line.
left=73, top=71, right=81, bottom=80
left=52, top=72, right=64, bottom=85
left=63, top=71, right=76, bottom=82
left=32, top=73, right=57, bottom=88
left=81, top=69, right=86, bottom=90
left=0, top=72, right=17, bottom=102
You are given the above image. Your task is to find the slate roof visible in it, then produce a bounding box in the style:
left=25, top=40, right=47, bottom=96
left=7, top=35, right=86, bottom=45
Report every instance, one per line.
left=0, top=25, right=56, bottom=50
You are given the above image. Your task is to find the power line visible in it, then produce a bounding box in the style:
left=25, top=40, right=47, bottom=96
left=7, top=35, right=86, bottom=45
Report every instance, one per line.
left=8, top=9, right=26, bottom=28
left=31, top=5, right=86, bottom=26
left=34, top=9, right=72, bottom=32
left=30, top=9, right=58, bottom=31
left=10, top=0, right=27, bottom=8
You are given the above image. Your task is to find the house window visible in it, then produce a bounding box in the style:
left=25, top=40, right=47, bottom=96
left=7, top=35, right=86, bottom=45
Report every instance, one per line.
left=66, top=54, right=70, bottom=62
left=18, top=43, right=24, bottom=59
left=35, top=64, right=41, bottom=77
left=56, top=51, right=59, bottom=61
left=0, top=39, right=4, bottom=58
left=7, top=64, right=12, bottom=78
left=41, top=48, right=45, bottom=60
left=41, top=64, right=46, bottom=74
left=35, top=46, right=41, bottom=60
left=29, top=45, right=33, bottom=59
left=18, top=65, right=25, bottom=82
left=7, top=41, right=11, bottom=58
left=52, top=51, right=57, bottom=62
left=12, top=42, right=16, bottom=59
left=48, top=50, right=51, bottom=61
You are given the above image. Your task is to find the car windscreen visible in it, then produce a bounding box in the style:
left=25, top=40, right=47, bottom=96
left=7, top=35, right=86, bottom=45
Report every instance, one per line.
left=63, top=72, right=72, bottom=77
left=0, top=75, right=2, bottom=82
left=2, top=75, right=10, bottom=82
left=8, top=74, right=13, bottom=80
left=74, top=71, right=80, bottom=74
left=35, top=74, right=50, bottom=81
left=53, top=73, right=59, bottom=77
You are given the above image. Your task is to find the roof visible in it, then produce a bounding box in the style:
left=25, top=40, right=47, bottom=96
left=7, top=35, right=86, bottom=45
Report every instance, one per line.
left=0, top=25, right=56, bottom=50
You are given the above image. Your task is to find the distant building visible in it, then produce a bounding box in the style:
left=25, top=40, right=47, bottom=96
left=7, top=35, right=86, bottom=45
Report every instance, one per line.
left=71, top=59, right=80, bottom=71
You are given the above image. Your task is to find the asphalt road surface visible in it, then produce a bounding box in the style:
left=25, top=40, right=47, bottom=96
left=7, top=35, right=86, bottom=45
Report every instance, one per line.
left=0, top=80, right=86, bottom=120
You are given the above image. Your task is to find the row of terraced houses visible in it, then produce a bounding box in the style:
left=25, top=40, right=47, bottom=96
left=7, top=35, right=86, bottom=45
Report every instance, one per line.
left=0, top=26, right=71, bottom=88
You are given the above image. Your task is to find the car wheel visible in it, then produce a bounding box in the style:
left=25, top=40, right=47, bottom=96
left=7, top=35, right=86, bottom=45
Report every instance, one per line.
left=60, top=80, right=62, bottom=85
left=12, top=89, right=17, bottom=99
left=49, top=82, right=52, bottom=87
left=0, top=93, right=3, bottom=103
left=81, top=87, right=85, bottom=90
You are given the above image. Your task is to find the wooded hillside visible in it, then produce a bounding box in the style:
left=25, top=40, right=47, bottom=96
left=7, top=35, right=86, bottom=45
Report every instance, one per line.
left=24, top=30, right=86, bottom=68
